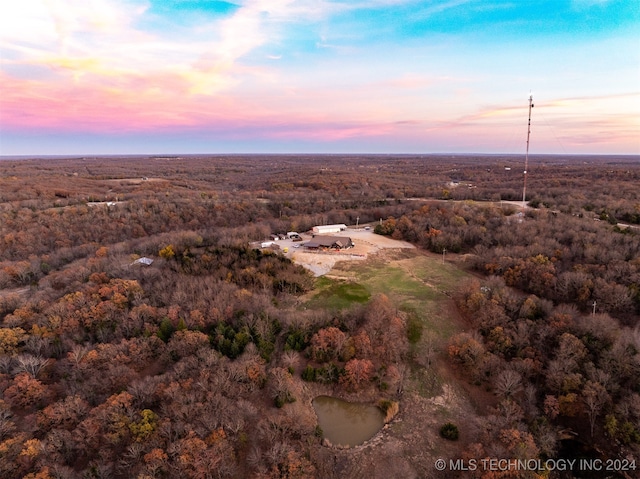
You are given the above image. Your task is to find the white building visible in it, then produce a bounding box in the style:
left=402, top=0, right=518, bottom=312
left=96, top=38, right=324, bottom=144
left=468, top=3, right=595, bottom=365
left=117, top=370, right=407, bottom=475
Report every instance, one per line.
left=131, top=257, right=154, bottom=266
left=312, top=224, right=348, bottom=234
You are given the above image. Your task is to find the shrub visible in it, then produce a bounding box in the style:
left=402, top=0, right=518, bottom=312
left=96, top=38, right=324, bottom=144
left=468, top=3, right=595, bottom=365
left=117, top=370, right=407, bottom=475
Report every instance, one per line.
left=316, top=363, right=341, bottom=384
left=284, top=328, right=308, bottom=352
left=439, top=422, right=459, bottom=441
left=157, top=318, right=175, bottom=343
left=378, top=399, right=399, bottom=422
left=301, top=365, right=316, bottom=382
left=274, top=391, right=295, bottom=408
left=377, top=399, right=394, bottom=413
left=159, top=244, right=175, bottom=260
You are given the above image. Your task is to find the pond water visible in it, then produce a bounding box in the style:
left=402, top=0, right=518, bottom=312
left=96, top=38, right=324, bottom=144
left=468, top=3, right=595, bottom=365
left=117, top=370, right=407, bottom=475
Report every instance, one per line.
left=312, top=395, right=385, bottom=447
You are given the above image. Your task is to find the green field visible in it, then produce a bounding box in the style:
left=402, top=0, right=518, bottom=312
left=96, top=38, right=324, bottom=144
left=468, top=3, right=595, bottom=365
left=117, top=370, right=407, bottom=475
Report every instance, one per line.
left=304, top=250, right=469, bottom=341
left=304, top=277, right=371, bottom=310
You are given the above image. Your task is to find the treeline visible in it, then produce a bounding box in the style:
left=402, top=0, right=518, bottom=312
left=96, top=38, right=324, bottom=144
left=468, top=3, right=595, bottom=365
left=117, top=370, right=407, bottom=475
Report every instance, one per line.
left=1, top=155, right=636, bottom=285
left=375, top=202, right=640, bottom=323
left=452, top=277, right=639, bottom=468
left=1, top=154, right=638, bottom=274
left=374, top=200, right=640, bottom=462
left=0, top=177, right=410, bottom=479
left=0, top=168, right=418, bottom=271
left=0, top=224, right=406, bottom=478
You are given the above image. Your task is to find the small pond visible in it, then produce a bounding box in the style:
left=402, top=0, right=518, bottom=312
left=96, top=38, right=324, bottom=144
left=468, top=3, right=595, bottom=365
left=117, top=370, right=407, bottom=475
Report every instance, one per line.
left=312, top=395, right=385, bottom=447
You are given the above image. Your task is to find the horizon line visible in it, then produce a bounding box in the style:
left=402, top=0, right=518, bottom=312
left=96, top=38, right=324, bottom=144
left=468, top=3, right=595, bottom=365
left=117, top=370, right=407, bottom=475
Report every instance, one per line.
left=2, top=152, right=639, bottom=160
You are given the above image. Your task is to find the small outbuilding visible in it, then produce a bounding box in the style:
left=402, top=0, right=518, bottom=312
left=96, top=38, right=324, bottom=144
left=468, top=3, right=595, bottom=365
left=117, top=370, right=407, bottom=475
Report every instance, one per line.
left=132, top=257, right=154, bottom=266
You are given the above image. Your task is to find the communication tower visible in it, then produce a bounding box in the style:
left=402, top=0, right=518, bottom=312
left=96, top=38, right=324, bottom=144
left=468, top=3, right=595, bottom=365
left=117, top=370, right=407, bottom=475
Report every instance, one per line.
left=522, top=94, right=534, bottom=213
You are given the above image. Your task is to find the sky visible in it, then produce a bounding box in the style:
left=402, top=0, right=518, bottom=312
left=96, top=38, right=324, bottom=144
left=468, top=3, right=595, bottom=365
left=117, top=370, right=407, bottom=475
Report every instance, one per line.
left=1, top=0, right=639, bottom=156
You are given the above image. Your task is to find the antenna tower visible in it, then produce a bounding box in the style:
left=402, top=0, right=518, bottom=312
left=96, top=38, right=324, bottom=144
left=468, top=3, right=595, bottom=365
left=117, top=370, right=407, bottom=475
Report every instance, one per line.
left=522, top=93, right=534, bottom=213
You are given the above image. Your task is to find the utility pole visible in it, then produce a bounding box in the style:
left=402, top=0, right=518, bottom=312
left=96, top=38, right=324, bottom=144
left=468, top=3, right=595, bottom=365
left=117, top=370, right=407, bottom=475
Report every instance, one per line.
left=592, top=301, right=597, bottom=316
left=356, top=216, right=360, bottom=228
left=522, top=93, right=534, bottom=214
left=442, top=248, right=447, bottom=264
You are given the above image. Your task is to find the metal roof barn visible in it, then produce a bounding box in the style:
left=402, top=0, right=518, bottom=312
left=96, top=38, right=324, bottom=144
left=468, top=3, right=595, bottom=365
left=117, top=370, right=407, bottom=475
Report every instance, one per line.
left=312, top=224, right=347, bottom=234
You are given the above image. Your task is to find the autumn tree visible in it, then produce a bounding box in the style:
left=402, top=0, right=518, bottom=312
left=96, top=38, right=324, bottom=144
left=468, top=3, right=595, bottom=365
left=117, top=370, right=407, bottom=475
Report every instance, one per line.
left=309, top=327, right=347, bottom=362
left=4, top=373, right=52, bottom=410
left=0, top=327, right=26, bottom=355
left=341, top=358, right=374, bottom=389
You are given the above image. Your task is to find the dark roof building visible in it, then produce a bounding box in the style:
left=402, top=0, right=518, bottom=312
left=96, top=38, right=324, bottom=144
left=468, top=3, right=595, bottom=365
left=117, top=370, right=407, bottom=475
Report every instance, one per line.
left=305, top=236, right=353, bottom=249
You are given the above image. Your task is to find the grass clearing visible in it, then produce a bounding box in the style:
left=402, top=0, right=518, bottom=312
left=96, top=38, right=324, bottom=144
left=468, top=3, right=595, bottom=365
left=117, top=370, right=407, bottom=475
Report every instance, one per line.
left=304, top=249, right=469, bottom=342
left=305, top=277, right=371, bottom=310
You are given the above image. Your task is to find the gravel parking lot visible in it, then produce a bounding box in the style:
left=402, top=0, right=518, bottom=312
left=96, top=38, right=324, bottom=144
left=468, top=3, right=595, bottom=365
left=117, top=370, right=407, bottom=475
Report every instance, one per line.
left=283, top=228, right=415, bottom=276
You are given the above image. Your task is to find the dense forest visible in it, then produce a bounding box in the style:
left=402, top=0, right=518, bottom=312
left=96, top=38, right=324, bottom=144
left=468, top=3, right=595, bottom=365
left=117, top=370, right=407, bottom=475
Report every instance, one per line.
left=0, top=155, right=638, bottom=478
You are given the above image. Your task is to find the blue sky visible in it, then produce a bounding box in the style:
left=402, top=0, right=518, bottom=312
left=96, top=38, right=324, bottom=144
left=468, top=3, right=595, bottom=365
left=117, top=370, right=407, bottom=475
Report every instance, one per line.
left=1, top=0, right=639, bottom=155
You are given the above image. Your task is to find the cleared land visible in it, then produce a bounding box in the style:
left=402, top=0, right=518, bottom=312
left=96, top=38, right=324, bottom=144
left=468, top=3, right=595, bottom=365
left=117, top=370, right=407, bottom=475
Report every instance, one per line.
left=302, top=244, right=479, bottom=478
left=285, top=229, right=415, bottom=276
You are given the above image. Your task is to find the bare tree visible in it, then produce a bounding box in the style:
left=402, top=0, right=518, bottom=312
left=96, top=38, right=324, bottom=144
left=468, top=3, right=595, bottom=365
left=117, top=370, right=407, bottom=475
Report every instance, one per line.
left=583, top=380, right=609, bottom=437
left=128, top=376, right=160, bottom=408
left=264, top=440, right=289, bottom=467
left=246, top=447, right=266, bottom=474
left=12, top=354, right=49, bottom=379
left=68, top=344, right=91, bottom=367
left=117, top=443, right=145, bottom=475
left=281, top=350, right=299, bottom=371
left=522, top=384, right=539, bottom=418
left=494, top=369, right=523, bottom=398
left=0, top=356, right=14, bottom=374
left=535, top=423, right=558, bottom=458
left=0, top=406, right=15, bottom=440
left=496, top=398, right=524, bottom=425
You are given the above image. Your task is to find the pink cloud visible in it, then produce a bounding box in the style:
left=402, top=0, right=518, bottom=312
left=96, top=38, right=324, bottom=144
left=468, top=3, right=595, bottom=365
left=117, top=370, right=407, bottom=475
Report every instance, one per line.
left=1, top=71, right=231, bottom=131
left=3, top=60, right=638, bottom=154
left=1, top=69, right=403, bottom=144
